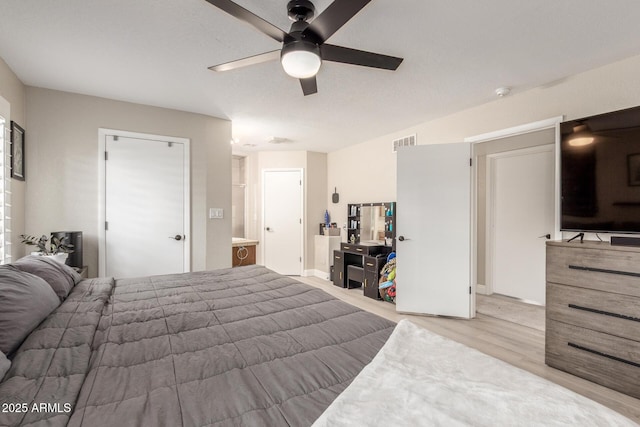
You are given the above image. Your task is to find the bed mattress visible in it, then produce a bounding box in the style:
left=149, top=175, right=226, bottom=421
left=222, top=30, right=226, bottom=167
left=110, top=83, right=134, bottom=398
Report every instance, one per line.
left=0, top=265, right=394, bottom=426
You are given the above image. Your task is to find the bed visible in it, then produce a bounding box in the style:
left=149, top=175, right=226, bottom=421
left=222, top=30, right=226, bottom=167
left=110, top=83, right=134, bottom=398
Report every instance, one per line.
left=0, top=263, right=394, bottom=426
left=1, top=260, right=637, bottom=426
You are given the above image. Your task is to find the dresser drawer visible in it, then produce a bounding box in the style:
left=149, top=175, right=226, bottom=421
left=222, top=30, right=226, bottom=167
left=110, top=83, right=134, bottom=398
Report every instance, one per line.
left=341, top=243, right=371, bottom=255
left=341, top=243, right=391, bottom=256
left=363, top=256, right=384, bottom=300
left=546, top=282, right=640, bottom=342
left=546, top=319, right=640, bottom=399
left=546, top=244, right=640, bottom=297
left=363, top=256, right=379, bottom=273
left=340, top=243, right=357, bottom=253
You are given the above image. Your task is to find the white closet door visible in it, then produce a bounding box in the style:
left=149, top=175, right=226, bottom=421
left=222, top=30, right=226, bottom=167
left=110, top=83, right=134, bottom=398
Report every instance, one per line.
left=490, top=146, right=554, bottom=304
left=262, top=169, right=303, bottom=275
left=105, top=135, right=188, bottom=278
left=396, top=143, right=473, bottom=318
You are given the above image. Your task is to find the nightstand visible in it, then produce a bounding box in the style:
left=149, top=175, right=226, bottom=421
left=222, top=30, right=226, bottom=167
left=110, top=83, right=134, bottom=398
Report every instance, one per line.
left=73, top=266, right=89, bottom=279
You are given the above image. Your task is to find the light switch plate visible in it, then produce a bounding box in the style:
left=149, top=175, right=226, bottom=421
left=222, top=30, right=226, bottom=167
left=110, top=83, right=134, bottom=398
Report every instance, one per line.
left=209, top=208, right=224, bottom=219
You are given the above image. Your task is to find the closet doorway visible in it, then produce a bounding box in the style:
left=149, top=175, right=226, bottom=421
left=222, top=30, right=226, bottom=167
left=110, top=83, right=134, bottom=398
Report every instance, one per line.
left=469, top=119, right=560, bottom=306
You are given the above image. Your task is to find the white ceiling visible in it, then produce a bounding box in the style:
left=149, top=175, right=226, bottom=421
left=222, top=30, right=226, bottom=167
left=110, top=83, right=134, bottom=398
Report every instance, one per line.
left=2, top=1, right=640, bottom=153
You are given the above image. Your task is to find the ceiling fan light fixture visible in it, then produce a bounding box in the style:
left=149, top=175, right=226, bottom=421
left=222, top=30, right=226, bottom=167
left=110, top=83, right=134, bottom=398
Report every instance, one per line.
left=281, top=42, right=321, bottom=79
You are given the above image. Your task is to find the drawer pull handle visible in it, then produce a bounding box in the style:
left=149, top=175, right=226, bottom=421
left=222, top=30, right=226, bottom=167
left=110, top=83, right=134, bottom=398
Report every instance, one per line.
left=568, top=342, right=640, bottom=368
left=335, top=256, right=341, bottom=260
left=356, top=248, right=363, bottom=252
left=568, top=264, right=640, bottom=278
left=568, top=304, right=640, bottom=323
left=366, top=262, right=374, bottom=266
left=343, top=246, right=350, bottom=250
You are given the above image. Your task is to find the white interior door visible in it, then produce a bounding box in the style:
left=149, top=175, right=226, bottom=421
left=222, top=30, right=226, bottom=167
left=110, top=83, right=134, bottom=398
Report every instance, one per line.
left=489, top=145, right=554, bottom=304
left=396, top=143, right=473, bottom=318
left=262, top=169, right=303, bottom=275
left=103, top=133, right=189, bottom=278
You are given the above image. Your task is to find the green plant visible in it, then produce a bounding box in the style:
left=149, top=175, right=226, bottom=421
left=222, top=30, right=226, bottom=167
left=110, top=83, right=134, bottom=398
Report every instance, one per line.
left=19, top=234, right=74, bottom=255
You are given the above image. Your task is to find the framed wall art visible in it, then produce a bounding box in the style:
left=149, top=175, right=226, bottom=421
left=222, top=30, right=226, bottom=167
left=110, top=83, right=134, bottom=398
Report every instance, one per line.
left=10, top=121, right=24, bottom=181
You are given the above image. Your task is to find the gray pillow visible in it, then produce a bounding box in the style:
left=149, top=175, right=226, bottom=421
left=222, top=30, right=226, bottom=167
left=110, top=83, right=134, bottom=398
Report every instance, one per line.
left=0, top=350, right=10, bottom=381
left=13, top=255, right=82, bottom=302
left=0, top=265, right=60, bottom=355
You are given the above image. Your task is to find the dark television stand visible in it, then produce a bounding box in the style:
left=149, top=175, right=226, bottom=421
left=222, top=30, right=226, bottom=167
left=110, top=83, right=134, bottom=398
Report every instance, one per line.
left=567, top=232, right=584, bottom=243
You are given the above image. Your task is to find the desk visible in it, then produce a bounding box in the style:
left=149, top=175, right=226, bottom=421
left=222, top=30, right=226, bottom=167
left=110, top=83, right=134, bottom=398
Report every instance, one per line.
left=333, top=242, right=391, bottom=296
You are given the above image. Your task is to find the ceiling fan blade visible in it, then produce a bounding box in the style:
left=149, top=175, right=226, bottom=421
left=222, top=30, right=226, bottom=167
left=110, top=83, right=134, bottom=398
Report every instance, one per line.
left=300, top=77, right=318, bottom=96
left=321, top=44, right=403, bottom=70
left=204, top=0, right=287, bottom=42
left=303, top=0, right=372, bottom=43
left=208, top=50, right=281, bottom=72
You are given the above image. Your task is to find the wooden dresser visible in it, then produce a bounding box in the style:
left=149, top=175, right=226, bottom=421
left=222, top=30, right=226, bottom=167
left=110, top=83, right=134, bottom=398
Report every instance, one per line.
left=545, top=240, right=640, bottom=399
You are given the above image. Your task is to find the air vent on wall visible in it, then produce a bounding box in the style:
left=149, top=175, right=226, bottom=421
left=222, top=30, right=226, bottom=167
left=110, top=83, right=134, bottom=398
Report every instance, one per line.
left=392, top=134, right=417, bottom=153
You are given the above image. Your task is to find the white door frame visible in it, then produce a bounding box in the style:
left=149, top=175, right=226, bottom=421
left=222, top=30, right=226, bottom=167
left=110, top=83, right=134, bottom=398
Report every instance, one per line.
left=485, top=144, right=555, bottom=296
left=98, top=128, right=191, bottom=277
left=261, top=168, right=304, bottom=275
left=0, top=96, right=10, bottom=264
left=464, top=116, right=563, bottom=295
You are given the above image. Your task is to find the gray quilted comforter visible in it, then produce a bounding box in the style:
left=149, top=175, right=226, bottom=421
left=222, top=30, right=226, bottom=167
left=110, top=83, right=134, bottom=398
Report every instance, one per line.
left=0, top=265, right=394, bottom=426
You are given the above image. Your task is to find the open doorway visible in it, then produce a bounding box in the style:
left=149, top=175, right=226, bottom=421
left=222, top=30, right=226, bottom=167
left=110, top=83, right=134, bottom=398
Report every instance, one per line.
left=232, top=155, right=247, bottom=238
left=469, top=119, right=561, bottom=314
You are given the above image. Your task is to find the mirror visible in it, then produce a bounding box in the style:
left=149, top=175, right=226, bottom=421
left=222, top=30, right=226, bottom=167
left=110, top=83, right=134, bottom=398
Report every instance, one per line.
left=359, top=206, right=386, bottom=242
left=347, top=202, right=395, bottom=246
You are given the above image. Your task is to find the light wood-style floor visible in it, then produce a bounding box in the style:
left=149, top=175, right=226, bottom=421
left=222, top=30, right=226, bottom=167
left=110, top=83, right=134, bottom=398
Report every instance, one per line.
left=296, top=276, right=640, bottom=424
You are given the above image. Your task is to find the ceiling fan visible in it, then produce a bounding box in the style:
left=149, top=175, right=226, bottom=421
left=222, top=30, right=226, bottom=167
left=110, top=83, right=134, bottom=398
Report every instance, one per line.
left=205, top=0, right=404, bottom=96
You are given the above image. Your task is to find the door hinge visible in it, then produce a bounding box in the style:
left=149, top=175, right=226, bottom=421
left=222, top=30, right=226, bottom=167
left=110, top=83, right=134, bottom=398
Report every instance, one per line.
left=299, top=257, right=302, bottom=262
left=105, top=221, right=109, bottom=231
left=299, top=180, right=302, bottom=186
left=105, top=151, right=108, bottom=161
left=470, top=158, right=473, bottom=167
left=469, top=286, right=472, bottom=295
left=113, top=135, right=119, bottom=141
left=299, top=218, right=302, bottom=224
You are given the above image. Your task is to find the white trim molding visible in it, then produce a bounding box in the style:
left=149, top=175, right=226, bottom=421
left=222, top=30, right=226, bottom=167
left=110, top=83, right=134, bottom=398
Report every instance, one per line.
left=466, top=116, right=564, bottom=242
left=464, top=116, right=563, bottom=144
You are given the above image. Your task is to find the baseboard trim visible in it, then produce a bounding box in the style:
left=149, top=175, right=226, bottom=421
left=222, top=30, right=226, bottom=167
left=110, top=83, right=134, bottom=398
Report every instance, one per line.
left=303, top=269, right=330, bottom=280
left=476, top=283, right=488, bottom=295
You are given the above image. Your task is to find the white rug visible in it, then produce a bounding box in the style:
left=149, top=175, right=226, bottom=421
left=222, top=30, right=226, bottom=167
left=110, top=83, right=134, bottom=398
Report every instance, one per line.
left=313, top=320, right=636, bottom=427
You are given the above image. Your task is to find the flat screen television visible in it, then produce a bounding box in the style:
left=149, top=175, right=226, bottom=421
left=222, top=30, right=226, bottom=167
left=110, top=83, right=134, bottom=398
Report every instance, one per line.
left=561, top=105, right=640, bottom=234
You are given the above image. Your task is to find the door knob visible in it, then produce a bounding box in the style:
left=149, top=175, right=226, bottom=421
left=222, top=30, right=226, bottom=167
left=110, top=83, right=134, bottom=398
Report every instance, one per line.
left=398, top=235, right=408, bottom=241
left=266, top=227, right=271, bottom=231
left=538, top=234, right=551, bottom=240
left=170, top=235, right=183, bottom=241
